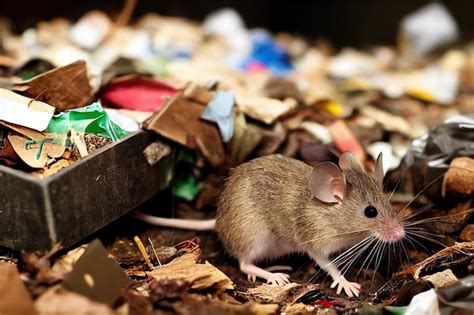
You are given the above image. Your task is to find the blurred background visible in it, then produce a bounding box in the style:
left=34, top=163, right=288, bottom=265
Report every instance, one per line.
left=2, top=0, right=474, bottom=47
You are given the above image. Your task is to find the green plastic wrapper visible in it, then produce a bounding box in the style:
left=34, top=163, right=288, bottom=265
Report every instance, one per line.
left=46, top=102, right=129, bottom=142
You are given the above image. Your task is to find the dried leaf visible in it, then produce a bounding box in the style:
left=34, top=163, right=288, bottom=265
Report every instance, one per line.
left=148, top=250, right=233, bottom=292
left=241, top=283, right=322, bottom=305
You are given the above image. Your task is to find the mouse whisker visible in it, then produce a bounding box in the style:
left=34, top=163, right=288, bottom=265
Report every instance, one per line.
left=401, top=203, right=437, bottom=221
left=356, top=237, right=382, bottom=277
left=388, top=168, right=407, bottom=202
left=404, top=234, right=432, bottom=255
left=398, top=171, right=450, bottom=218
left=404, top=209, right=474, bottom=226
left=342, top=237, right=375, bottom=276
left=371, top=241, right=385, bottom=284
left=400, top=238, right=412, bottom=265
left=331, top=236, right=375, bottom=268
left=405, top=231, right=450, bottom=250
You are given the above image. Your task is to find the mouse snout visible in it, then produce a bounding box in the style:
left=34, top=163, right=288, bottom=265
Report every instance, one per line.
left=378, top=219, right=405, bottom=243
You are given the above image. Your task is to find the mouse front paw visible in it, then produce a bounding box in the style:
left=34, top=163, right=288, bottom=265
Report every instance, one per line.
left=330, top=276, right=361, bottom=297
left=266, top=272, right=291, bottom=286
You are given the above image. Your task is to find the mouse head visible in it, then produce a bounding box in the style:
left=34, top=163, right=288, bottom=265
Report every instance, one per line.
left=309, top=152, right=405, bottom=243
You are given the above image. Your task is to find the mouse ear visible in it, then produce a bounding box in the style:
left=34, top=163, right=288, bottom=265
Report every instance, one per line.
left=374, top=152, right=384, bottom=186
left=309, top=162, right=346, bottom=203
left=338, top=152, right=363, bottom=173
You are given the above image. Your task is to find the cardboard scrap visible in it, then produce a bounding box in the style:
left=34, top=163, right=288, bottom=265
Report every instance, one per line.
left=13, top=61, right=93, bottom=111
left=183, top=82, right=213, bottom=104
left=144, top=89, right=226, bottom=167
left=8, top=133, right=65, bottom=168
left=63, top=239, right=132, bottom=304
left=0, top=263, right=37, bottom=315
left=0, top=88, right=54, bottom=131
left=149, top=250, right=234, bottom=292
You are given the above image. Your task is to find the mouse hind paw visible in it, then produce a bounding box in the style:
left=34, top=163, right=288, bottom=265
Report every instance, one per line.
left=240, top=261, right=292, bottom=286
left=266, top=272, right=291, bottom=285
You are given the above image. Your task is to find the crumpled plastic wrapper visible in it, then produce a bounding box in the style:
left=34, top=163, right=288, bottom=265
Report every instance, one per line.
left=394, top=114, right=474, bottom=199
left=438, top=276, right=474, bottom=314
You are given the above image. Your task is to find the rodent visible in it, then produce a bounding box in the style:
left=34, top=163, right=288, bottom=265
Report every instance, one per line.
left=134, top=152, right=406, bottom=297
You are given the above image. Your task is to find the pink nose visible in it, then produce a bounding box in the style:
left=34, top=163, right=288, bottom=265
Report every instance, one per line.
left=385, top=226, right=405, bottom=243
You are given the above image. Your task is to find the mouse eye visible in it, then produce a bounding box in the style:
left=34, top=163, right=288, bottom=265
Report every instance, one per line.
left=364, top=206, right=378, bottom=218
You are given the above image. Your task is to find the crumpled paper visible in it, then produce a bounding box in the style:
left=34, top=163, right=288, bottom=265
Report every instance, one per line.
left=201, top=90, right=234, bottom=142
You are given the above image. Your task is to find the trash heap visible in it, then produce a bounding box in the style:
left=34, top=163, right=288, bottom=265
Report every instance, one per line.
left=0, top=3, right=473, bottom=315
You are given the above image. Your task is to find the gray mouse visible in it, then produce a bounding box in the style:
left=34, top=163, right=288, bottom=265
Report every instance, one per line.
left=134, top=152, right=406, bottom=297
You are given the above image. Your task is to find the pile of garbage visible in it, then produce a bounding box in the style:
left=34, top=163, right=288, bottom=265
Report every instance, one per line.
left=0, top=3, right=472, bottom=314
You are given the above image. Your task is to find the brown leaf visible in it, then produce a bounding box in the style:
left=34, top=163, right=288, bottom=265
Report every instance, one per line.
left=148, top=250, right=233, bottom=292
left=240, top=283, right=322, bottom=305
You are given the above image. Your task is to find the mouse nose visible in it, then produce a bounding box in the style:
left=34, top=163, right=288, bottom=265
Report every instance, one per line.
left=381, top=221, right=405, bottom=243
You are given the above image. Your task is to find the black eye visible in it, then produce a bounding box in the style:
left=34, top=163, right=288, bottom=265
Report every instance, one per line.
left=364, top=206, right=378, bottom=218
